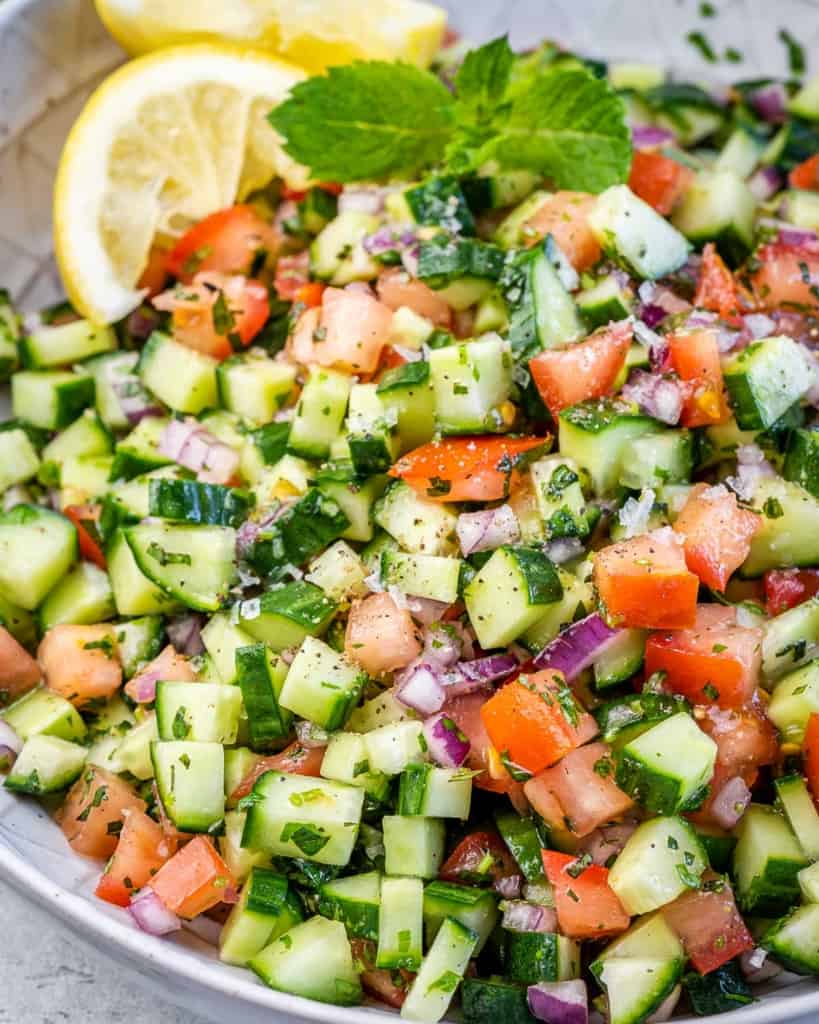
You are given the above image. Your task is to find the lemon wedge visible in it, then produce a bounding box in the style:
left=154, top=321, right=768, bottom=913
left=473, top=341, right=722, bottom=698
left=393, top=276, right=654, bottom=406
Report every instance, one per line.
left=53, top=44, right=305, bottom=324
left=94, top=0, right=447, bottom=72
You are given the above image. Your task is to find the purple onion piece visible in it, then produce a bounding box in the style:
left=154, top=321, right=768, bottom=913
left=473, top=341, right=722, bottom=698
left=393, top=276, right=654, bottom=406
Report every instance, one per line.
left=457, top=654, right=519, bottom=685
left=394, top=662, right=446, bottom=715
left=748, top=165, right=784, bottom=202
left=294, top=719, right=329, bottom=748
left=631, top=123, right=675, bottom=150
left=579, top=821, right=639, bottom=866
left=406, top=596, right=451, bottom=626
left=749, top=82, right=788, bottom=123
left=362, top=223, right=417, bottom=257
left=456, top=504, right=520, bottom=557
left=639, top=303, right=669, bottom=329
left=502, top=901, right=558, bottom=934
left=779, top=225, right=819, bottom=251
left=710, top=775, right=751, bottom=830
left=165, top=613, right=206, bottom=656
left=128, top=888, right=182, bottom=936
left=743, top=313, right=776, bottom=340
left=422, top=624, right=462, bottom=668
left=236, top=519, right=261, bottom=558
left=621, top=369, right=683, bottom=426
left=527, top=980, right=588, bottom=1024
left=494, top=874, right=523, bottom=899
left=402, top=244, right=420, bottom=277
left=423, top=712, right=470, bottom=767
left=125, top=304, right=162, bottom=342
left=532, top=613, right=620, bottom=679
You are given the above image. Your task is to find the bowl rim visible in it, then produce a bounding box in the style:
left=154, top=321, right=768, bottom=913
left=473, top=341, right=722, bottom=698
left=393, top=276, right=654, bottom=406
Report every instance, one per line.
left=1, top=1, right=819, bottom=1022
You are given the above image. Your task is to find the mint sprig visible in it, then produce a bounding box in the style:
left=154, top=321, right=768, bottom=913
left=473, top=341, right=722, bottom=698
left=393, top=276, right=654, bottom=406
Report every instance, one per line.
left=269, top=37, right=631, bottom=191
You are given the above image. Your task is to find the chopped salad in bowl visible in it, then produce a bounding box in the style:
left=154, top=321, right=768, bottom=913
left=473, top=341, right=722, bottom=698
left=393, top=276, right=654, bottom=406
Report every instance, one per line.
left=3, top=19, right=819, bottom=1024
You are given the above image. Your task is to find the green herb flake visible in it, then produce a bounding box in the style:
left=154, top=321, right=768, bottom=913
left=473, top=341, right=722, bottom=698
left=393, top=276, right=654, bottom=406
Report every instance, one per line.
left=686, top=30, right=717, bottom=62
left=779, top=28, right=805, bottom=74
left=426, top=970, right=461, bottom=995
left=280, top=822, right=330, bottom=856
left=172, top=706, right=191, bottom=740
left=146, top=541, right=192, bottom=567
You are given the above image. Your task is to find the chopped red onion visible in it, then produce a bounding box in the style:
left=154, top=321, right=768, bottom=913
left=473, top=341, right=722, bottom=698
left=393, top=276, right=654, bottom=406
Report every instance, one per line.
left=0, top=721, right=22, bottom=757
left=103, top=358, right=161, bottom=425
left=128, top=888, right=181, bottom=936
left=394, top=661, right=446, bottom=715
left=579, top=821, right=639, bottom=866
left=726, top=443, right=776, bottom=502
left=748, top=165, right=784, bottom=202
left=631, top=123, right=675, bottom=150
left=166, top=614, right=206, bottom=656
left=743, top=313, right=776, bottom=339
left=740, top=947, right=783, bottom=984
left=633, top=319, right=670, bottom=372
left=158, top=418, right=239, bottom=485
left=456, top=653, right=519, bottom=686
left=710, top=775, right=752, bottom=830
left=528, top=980, right=588, bottom=1024
left=638, top=303, right=669, bottom=330
left=621, top=369, right=683, bottom=425
left=532, top=613, right=620, bottom=679
left=125, top=303, right=162, bottom=342
left=338, top=186, right=387, bottom=216
left=645, top=985, right=681, bottom=1024
left=618, top=488, right=657, bottom=539
left=402, top=244, right=421, bottom=277
left=456, top=504, right=520, bottom=557
left=749, top=82, right=788, bottom=123
left=494, top=874, right=523, bottom=898
left=779, top=226, right=819, bottom=251
left=406, top=596, right=450, bottom=626
left=236, top=520, right=261, bottom=558
left=294, top=719, right=330, bottom=748
left=423, top=624, right=463, bottom=668
left=362, top=224, right=417, bottom=257
left=423, top=712, right=471, bottom=767
left=502, top=901, right=558, bottom=934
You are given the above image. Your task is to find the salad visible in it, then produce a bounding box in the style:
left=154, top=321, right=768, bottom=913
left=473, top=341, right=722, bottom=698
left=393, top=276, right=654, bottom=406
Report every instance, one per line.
left=3, top=22, right=819, bottom=1024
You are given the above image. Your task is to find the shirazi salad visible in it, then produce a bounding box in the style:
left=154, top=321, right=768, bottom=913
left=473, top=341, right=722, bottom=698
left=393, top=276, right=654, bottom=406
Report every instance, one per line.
left=7, top=21, right=819, bottom=1024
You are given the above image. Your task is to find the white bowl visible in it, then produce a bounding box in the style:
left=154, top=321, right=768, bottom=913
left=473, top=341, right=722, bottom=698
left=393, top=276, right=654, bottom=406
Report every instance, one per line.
left=1, top=1, right=819, bottom=1021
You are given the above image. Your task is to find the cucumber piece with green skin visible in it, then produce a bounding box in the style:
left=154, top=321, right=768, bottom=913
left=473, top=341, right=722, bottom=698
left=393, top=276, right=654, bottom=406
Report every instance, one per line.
left=4, top=735, right=87, bottom=794
left=115, top=715, right=158, bottom=780
left=767, top=662, right=819, bottom=743
left=109, top=416, right=172, bottom=481
left=224, top=748, right=260, bottom=807
left=219, top=867, right=302, bottom=966
left=591, top=912, right=683, bottom=972
left=588, top=185, right=691, bottom=279
left=723, top=336, right=812, bottom=430
left=774, top=775, right=819, bottom=861
left=151, top=740, right=225, bottom=832
left=0, top=428, right=40, bottom=492
left=695, top=828, right=736, bottom=873
left=278, top=636, right=365, bottom=731
left=494, top=190, right=553, bottom=249
left=125, top=522, right=237, bottom=612
left=423, top=880, right=498, bottom=955
left=2, top=687, right=86, bottom=743
left=558, top=399, right=660, bottom=495
left=762, top=903, right=819, bottom=974
left=107, top=529, right=180, bottom=617
left=614, top=712, right=717, bottom=815
left=287, top=367, right=351, bottom=460
left=397, top=763, right=473, bottom=819
left=762, top=597, right=819, bottom=683
left=672, top=170, right=756, bottom=265
left=0, top=289, right=21, bottom=379
left=494, top=811, right=546, bottom=882
left=783, top=189, right=819, bottom=231
left=401, top=176, right=475, bottom=234
left=416, top=236, right=505, bottom=290
left=401, top=916, right=478, bottom=1023
left=714, top=127, right=763, bottom=177
left=249, top=916, right=362, bottom=1006
left=235, top=582, right=336, bottom=652
left=383, top=816, right=446, bottom=879
left=20, top=319, right=117, bottom=369
left=461, top=977, right=534, bottom=1024
left=298, top=186, right=338, bottom=234
left=347, top=690, right=411, bottom=734
left=155, top=681, right=242, bottom=744
left=136, top=332, right=218, bottom=414
left=462, top=170, right=540, bottom=212
left=374, top=480, right=458, bottom=556
left=248, top=421, right=290, bottom=470
left=608, top=816, right=708, bottom=915
left=465, top=545, right=563, bottom=650
left=319, top=731, right=390, bottom=800
left=733, top=803, right=807, bottom=915
left=502, top=931, right=580, bottom=985
left=618, top=430, right=694, bottom=490
left=220, top=809, right=271, bottom=881
left=473, top=289, right=509, bottom=335
left=313, top=462, right=387, bottom=544
left=598, top=957, right=683, bottom=1024
left=42, top=410, right=112, bottom=471
left=594, top=693, right=689, bottom=748
left=381, top=550, right=463, bottom=604
left=310, top=211, right=380, bottom=281
left=377, top=875, right=424, bottom=970
left=364, top=720, right=426, bottom=776
left=576, top=275, right=634, bottom=329
left=216, top=351, right=296, bottom=425
left=345, top=382, right=400, bottom=474
left=61, top=453, right=115, bottom=505
left=148, top=478, right=253, bottom=528
left=593, top=629, right=647, bottom=690
left=375, top=361, right=436, bottom=450
left=530, top=455, right=590, bottom=541
left=0, top=504, right=77, bottom=610
left=317, top=870, right=382, bottom=941
left=784, top=427, right=819, bottom=499
left=429, top=336, right=513, bottom=435
left=305, top=541, right=367, bottom=602
left=235, top=643, right=292, bottom=750
left=742, top=478, right=819, bottom=576
left=200, top=612, right=254, bottom=685
left=521, top=569, right=593, bottom=652
left=86, top=351, right=148, bottom=431
left=799, top=860, right=819, bottom=902
left=11, top=370, right=95, bottom=430
left=241, top=770, right=365, bottom=867
left=37, top=562, right=115, bottom=631
left=788, top=71, right=819, bottom=121
left=0, top=593, right=37, bottom=650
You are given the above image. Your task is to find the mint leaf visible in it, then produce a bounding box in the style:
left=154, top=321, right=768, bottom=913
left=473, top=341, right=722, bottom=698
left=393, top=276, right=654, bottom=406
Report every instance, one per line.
left=455, top=35, right=514, bottom=115
left=484, top=68, right=631, bottom=192
left=270, top=62, right=455, bottom=182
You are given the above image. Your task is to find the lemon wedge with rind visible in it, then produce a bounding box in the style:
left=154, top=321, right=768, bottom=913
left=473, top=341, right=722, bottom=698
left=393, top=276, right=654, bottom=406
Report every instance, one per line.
left=94, top=0, right=447, bottom=72
left=54, top=44, right=305, bottom=325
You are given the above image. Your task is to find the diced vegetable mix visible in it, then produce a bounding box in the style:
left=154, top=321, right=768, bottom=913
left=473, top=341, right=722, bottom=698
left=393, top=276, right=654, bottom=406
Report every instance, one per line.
left=8, top=26, right=819, bottom=1024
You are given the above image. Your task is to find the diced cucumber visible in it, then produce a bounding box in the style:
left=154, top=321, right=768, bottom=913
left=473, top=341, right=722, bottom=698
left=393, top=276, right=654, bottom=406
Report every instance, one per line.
left=589, top=185, right=690, bottom=279
left=107, top=529, right=180, bottom=617
left=598, top=957, right=683, bottom=1024
left=42, top=410, right=112, bottom=470
left=20, top=319, right=116, bottom=369
left=219, top=809, right=271, bottom=881
left=463, top=169, right=540, bottom=212
left=530, top=455, right=589, bottom=541
left=593, top=629, right=647, bottom=690
left=224, top=748, right=261, bottom=807
left=249, top=916, right=362, bottom=1006
left=559, top=400, right=659, bottom=495
left=0, top=428, right=40, bottom=493
left=428, top=336, right=512, bottom=435
left=788, top=71, right=819, bottom=121
left=762, top=903, right=819, bottom=974
left=576, top=274, right=634, bottom=329
left=799, top=860, right=819, bottom=902
left=314, top=464, right=386, bottom=544
left=288, top=367, right=351, bottom=460
left=347, top=690, right=411, bottom=734
left=374, top=480, right=458, bottom=556
left=381, top=550, right=462, bottom=604
left=0, top=504, right=77, bottom=609
left=305, top=541, right=367, bottom=602
left=595, top=693, right=689, bottom=749
left=115, top=714, right=158, bottom=780
left=2, top=687, right=86, bottom=743
left=742, top=478, right=819, bottom=576
left=216, top=351, right=295, bottom=425
left=592, top=912, right=683, bottom=968
left=424, top=880, right=498, bottom=955
left=733, top=804, right=807, bottom=915
left=151, top=740, right=225, bottom=832
left=200, top=612, right=255, bottom=686
left=278, top=637, right=364, bottom=731
left=235, top=582, right=336, bottom=651
left=59, top=453, right=115, bottom=506
left=495, top=811, right=547, bottom=882
left=618, top=430, right=693, bottom=490
left=461, top=977, right=533, bottom=1024
left=465, top=545, right=562, bottom=649
left=109, top=416, right=172, bottom=481
left=672, top=170, right=756, bottom=264
left=155, top=681, right=242, bottom=744
left=502, top=930, right=580, bottom=985
left=494, top=190, right=552, bottom=249
left=783, top=189, right=819, bottom=232
left=346, top=382, right=400, bottom=475
left=714, top=127, right=763, bottom=178
left=521, top=568, right=593, bottom=651
left=320, top=731, right=389, bottom=799
left=148, top=478, right=253, bottom=528
left=235, top=644, right=292, bottom=750
left=136, top=332, right=218, bottom=414
left=376, top=360, right=436, bottom=450
left=723, top=336, right=812, bottom=430
left=11, top=370, right=95, bottom=430
left=310, top=211, right=380, bottom=282
left=317, top=870, right=381, bottom=941
left=768, top=662, right=819, bottom=743
left=219, top=867, right=302, bottom=966
left=608, top=816, right=707, bottom=914
left=241, top=770, right=364, bottom=866
left=775, top=775, right=819, bottom=861
left=377, top=875, right=424, bottom=969
left=762, top=597, right=819, bottom=683
left=0, top=289, right=21, bottom=380
left=401, top=916, right=478, bottom=1023
left=365, top=720, right=426, bottom=776
left=4, top=734, right=86, bottom=794
left=0, top=593, right=37, bottom=650
left=397, top=763, right=473, bottom=819
left=383, top=816, right=445, bottom=879
left=38, top=562, right=115, bottom=631
left=784, top=427, right=819, bottom=499
left=86, top=350, right=149, bottom=431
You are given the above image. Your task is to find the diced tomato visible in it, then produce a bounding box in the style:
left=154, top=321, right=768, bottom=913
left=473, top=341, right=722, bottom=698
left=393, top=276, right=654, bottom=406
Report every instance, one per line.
left=390, top=436, right=548, bottom=503
left=376, top=346, right=410, bottom=379
left=149, top=835, right=235, bottom=919
left=95, top=809, right=169, bottom=907
left=153, top=271, right=270, bottom=359
left=529, top=321, right=632, bottom=419
left=524, top=743, right=634, bottom=839
left=442, top=692, right=523, bottom=799
left=541, top=850, right=630, bottom=939
left=764, top=567, right=819, bottom=616
left=293, top=281, right=325, bottom=308
left=593, top=528, right=699, bottom=630
left=289, top=285, right=393, bottom=374
left=522, top=192, right=602, bottom=270
left=645, top=605, right=762, bottom=708
left=167, top=205, right=277, bottom=283
left=58, top=766, right=146, bottom=859
left=752, top=241, right=819, bottom=311
left=376, top=268, right=452, bottom=327
left=350, top=939, right=413, bottom=1008
left=627, top=151, right=694, bottom=216
left=230, top=742, right=325, bottom=803
left=0, top=625, right=40, bottom=703
left=273, top=251, right=310, bottom=301
left=694, top=243, right=740, bottom=320
left=63, top=504, right=106, bottom=569
left=789, top=154, right=819, bottom=191
left=667, top=329, right=730, bottom=427
left=663, top=876, right=753, bottom=974
left=38, top=624, right=122, bottom=708
left=345, top=593, right=421, bottom=677
left=698, top=702, right=778, bottom=775
left=124, top=644, right=197, bottom=703
left=480, top=669, right=597, bottom=776
left=673, top=483, right=762, bottom=592
left=439, top=831, right=520, bottom=886
left=137, top=244, right=170, bottom=297
left=805, top=713, right=819, bottom=810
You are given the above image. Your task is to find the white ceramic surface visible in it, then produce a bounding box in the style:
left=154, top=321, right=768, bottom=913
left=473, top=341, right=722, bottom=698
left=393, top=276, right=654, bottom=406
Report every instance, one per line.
left=2, top=0, right=819, bottom=1021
